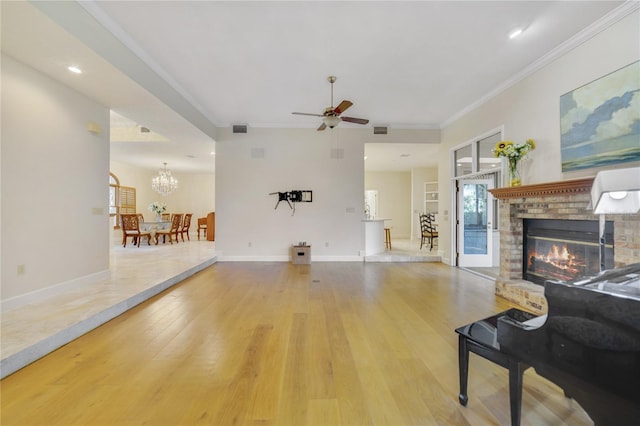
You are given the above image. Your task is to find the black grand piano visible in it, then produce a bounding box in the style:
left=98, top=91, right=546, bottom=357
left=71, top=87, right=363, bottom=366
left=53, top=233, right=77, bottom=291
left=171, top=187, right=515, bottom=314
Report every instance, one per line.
left=497, top=263, right=640, bottom=425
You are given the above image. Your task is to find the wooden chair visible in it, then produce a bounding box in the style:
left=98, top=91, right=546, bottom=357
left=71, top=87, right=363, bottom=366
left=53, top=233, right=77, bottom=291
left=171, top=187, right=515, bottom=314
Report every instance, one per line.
left=161, top=213, right=170, bottom=221
left=133, top=213, right=145, bottom=245
left=420, top=213, right=438, bottom=251
left=197, top=217, right=207, bottom=240
left=121, top=214, right=151, bottom=247
left=155, top=213, right=183, bottom=245
left=179, top=213, right=193, bottom=241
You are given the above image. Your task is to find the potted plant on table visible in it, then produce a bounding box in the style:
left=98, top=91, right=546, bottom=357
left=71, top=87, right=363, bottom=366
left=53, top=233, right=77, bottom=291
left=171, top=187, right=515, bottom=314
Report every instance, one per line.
left=148, top=201, right=167, bottom=222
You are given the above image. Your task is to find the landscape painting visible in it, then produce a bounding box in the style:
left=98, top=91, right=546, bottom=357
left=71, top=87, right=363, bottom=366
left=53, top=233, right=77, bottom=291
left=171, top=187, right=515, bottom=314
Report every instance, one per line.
left=560, top=61, right=640, bottom=172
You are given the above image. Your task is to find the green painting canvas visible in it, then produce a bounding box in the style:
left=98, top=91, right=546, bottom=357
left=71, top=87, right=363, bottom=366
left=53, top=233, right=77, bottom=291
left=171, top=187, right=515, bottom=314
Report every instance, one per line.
left=560, top=61, right=640, bottom=172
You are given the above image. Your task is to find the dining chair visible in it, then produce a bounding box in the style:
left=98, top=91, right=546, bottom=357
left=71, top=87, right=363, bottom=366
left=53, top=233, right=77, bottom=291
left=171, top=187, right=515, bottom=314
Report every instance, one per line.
left=420, top=213, right=438, bottom=251
left=161, top=213, right=171, bottom=221
left=180, top=213, right=193, bottom=241
left=121, top=213, right=151, bottom=247
left=133, top=213, right=145, bottom=245
left=197, top=217, right=207, bottom=240
left=155, top=213, right=183, bottom=244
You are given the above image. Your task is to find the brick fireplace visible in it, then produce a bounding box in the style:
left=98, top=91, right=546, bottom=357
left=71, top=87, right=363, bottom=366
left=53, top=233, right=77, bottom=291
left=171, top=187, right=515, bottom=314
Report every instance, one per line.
left=489, top=177, right=640, bottom=315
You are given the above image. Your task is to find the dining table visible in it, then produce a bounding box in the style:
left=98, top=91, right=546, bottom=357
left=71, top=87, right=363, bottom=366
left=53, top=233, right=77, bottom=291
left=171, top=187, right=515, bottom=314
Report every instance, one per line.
left=140, top=221, right=171, bottom=241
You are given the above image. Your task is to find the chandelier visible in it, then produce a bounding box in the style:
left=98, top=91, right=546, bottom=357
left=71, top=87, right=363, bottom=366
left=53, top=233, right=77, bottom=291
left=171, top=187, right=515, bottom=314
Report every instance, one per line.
left=152, top=162, right=178, bottom=196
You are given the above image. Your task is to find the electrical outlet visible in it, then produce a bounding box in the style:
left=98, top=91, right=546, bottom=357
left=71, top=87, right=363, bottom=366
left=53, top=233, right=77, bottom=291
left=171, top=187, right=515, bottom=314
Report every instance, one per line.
left=17, top=264, right=26, bottom=275
left=248, top=242, right=252, bottom=247
left=325, top=242, right=329, bottom=247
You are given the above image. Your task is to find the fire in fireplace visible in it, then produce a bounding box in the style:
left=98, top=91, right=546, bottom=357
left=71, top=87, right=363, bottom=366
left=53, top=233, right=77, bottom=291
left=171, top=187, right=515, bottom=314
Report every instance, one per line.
left=523, top=219, right=613, bottom=284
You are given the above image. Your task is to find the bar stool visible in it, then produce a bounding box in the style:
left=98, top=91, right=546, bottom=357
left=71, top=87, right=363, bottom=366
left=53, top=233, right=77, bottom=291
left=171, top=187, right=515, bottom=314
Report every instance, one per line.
left=384, top=227, right=391, bottom=250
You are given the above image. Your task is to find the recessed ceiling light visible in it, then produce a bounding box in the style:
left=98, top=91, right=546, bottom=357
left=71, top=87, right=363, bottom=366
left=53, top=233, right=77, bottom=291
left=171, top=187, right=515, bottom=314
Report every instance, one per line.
left=364, top=156, right=368, bottom=160
left=210, top=151, right=216, bottom=155
left=67, top=66, right=83, bottom=74
left=509, top=28, right=523, bottom=39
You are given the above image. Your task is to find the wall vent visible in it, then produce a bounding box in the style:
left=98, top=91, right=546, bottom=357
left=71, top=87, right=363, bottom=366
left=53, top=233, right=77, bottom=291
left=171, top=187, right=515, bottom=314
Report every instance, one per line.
left=233, top=124, right=248, bottom=134
left=251, top=148, right=265, bottom=159
left=373, top=126, right=388, bottom=135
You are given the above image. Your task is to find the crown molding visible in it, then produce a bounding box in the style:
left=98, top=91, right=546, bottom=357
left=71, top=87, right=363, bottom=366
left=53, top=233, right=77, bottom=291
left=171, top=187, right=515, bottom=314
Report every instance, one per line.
left=441, top=1, right=640, bottom=129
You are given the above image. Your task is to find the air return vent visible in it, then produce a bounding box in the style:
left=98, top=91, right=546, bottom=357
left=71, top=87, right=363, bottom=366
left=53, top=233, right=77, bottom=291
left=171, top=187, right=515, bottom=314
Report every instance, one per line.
left=373, top=126, right=388, bottom=135
left=233, top=124, right=248, bottom=134
left=251, top=148, right=265, bottom=159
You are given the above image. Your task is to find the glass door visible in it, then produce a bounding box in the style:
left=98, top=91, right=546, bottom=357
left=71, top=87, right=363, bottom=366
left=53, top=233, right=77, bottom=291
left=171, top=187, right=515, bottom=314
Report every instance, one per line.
left=458, top=179, right=494, bottom=267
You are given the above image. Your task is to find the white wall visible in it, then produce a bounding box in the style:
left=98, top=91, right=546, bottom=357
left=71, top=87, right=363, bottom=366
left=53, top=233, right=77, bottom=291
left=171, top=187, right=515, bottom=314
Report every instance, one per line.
left=1, top=54, right=110, bottom=302
left=410, top=167, right=438, bottom=239
left=437, top=10, right=640, bottom=265
left=215, top=127, right=365, bottom=260
left=110, top=161, right=215, bottom=224
left=365, top=171, right=412, bottom=239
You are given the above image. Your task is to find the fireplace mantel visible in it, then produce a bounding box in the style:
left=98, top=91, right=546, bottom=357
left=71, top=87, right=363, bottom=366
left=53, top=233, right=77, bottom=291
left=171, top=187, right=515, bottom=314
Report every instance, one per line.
left=492, top=174, right=639, bottom=315
left=489, top=177, right=594, bottom=200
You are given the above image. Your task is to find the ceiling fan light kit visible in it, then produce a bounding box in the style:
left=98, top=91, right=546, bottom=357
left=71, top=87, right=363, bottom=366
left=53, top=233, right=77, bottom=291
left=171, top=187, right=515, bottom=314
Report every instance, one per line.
left=292, top=75, right=369, bottom=131
left=323, top=115, right=341, bottom=128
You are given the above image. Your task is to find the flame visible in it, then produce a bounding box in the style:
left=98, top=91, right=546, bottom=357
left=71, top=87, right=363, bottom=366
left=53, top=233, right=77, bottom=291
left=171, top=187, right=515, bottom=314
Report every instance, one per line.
left=528, top=243, right=583, bottom=277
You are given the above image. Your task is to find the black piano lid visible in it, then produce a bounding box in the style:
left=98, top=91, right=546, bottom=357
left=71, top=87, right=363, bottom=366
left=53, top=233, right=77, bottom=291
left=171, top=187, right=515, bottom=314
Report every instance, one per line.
left=546, top=262, right=640, bottom=302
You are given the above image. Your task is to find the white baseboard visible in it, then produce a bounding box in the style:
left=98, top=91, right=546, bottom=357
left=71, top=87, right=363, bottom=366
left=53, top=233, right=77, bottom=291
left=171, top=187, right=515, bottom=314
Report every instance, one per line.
left=218, top=255, right=363, bottom=262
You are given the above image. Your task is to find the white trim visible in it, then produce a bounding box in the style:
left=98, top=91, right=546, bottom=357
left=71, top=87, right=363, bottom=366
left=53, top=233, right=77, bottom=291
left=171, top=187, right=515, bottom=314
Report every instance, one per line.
left=441, top=2, right=640, bottom=129
left=78, top=1, right=213, bottom=124
left=218, top=255, right=363, bottom=262
left=1, top=270, right=111, bottom=313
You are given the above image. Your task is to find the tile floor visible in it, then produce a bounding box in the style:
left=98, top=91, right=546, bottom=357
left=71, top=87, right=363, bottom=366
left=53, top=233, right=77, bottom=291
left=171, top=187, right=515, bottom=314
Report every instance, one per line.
left=1, top=232, right=439, bottom=379
left=1, top=231, right=217, bottom=379
left=365, top=238, right=441, bottom=262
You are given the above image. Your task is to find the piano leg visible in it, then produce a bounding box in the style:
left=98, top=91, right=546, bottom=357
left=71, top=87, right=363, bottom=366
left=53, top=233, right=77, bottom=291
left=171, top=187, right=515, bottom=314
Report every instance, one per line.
left=457, top=312, right=532, bottom=426
left=508, top=360, right=528, bottom=426
left=458, top=334, right=469, bottom=406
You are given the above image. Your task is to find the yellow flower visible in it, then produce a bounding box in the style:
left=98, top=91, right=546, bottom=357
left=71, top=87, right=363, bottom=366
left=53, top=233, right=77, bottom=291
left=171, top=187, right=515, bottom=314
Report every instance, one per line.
left=493, top=141, right=513, bottom=157
left=526, top=138, right=536, bottom=150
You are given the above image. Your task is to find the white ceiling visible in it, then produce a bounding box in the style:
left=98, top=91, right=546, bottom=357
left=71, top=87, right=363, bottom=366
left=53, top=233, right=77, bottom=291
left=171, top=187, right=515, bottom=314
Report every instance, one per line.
left=1, top=1, right=627, bottom=173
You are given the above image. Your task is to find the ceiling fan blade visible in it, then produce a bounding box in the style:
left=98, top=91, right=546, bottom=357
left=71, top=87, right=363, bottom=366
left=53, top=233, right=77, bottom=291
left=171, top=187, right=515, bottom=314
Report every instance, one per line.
left=317, top=122, right=327, bottom=131
left=333, top=100, right=353, bottom=115
left=341, top=116, right=369, bottom=125
left=292, top=112, right=324, bottom=117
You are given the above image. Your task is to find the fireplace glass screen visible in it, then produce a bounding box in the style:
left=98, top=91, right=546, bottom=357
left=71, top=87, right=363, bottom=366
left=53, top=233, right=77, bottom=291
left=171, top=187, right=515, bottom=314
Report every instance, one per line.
left=523, top=219, right=613, bottom=284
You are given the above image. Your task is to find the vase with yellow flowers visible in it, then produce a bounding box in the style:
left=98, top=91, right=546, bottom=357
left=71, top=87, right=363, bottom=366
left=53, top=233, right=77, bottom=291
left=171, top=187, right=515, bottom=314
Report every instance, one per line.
left=492, top=139, right=536, bottom=187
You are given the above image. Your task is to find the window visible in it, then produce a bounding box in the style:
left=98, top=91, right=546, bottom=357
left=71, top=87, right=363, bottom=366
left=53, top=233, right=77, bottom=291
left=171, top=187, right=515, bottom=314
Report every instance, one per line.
left=109, top=173, right=120, bottom=228
left=478, top=133, right=502, bottom=173
left=454, top=145, right=473, bottom=177
left=109, top=172, right=136, bottom=229
left=452, top=131, right=502, bottom=230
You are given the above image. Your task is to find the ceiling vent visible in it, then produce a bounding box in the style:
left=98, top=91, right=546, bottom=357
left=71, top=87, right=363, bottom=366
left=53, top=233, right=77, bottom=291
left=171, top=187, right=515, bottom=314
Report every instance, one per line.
left=139, top=126, right=151, bottom=133
left=233, top=124, right=248, bottom=134
left=373, top=126, right=388, bottom=135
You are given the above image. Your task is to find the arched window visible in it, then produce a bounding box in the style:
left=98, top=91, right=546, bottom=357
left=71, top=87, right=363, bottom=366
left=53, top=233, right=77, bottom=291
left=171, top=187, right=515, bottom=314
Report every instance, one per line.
left=110, top=172, right=137, bottom=229
left=110, top=173, right=121, bottom=229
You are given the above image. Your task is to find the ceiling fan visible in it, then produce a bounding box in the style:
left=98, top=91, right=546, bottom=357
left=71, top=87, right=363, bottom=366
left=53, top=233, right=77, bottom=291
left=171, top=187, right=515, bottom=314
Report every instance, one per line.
left=292, top=76, right=369, bottom=131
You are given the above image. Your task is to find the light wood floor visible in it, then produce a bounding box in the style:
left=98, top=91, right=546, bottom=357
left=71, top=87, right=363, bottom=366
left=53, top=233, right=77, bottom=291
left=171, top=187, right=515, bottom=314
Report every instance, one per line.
left=1, top=262, right=592, bottom=426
